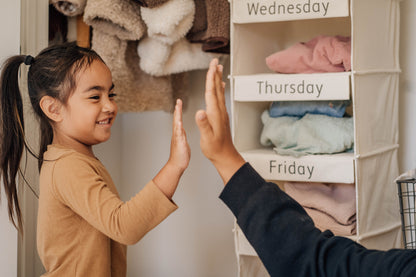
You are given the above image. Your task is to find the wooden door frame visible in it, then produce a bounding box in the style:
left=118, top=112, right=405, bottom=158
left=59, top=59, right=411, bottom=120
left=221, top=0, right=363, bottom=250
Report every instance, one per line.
left=18, top=0, right=48, bottom=276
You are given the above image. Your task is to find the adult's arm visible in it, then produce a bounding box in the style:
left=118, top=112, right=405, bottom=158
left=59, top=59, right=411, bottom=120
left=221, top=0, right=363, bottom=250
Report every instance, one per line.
left=220, top=163, right=416, bottom=277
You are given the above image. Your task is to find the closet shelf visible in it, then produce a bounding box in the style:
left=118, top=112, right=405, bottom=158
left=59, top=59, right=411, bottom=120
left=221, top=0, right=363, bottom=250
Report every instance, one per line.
left=241, top=149, right=355, bottom=183
left=233, top=72, right=351, bottom=101
left=232, top=0, right=349, bottom=24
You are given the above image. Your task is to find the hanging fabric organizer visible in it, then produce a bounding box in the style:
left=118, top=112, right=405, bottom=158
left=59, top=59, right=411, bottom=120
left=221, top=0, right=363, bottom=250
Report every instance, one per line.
left=229, top=0, right=402, bottom=276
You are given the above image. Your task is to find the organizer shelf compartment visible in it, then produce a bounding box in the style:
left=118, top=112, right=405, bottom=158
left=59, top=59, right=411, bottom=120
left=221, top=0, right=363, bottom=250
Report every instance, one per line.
left=241, top=149, right=354, bottom=183
left=231, top=18, right=351, bottom=77
left=233, top=72, right=351, bottom=101
left=232, top=0, right=349, bottom=23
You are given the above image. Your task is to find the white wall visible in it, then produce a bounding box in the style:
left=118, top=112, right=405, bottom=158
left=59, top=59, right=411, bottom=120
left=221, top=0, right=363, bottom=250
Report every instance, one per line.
left=0, top=0, right=20, bottom=276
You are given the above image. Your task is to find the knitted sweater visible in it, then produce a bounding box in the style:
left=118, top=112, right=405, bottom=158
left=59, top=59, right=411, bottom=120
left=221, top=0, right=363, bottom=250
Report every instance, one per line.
left=37, top=145, right=177, bottom=276
left=220, top=163, right=416, bottom=277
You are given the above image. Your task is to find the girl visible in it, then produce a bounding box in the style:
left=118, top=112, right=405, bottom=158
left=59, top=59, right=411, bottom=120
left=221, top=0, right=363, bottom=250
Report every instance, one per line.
left=0, top=42, right=190, bottom=276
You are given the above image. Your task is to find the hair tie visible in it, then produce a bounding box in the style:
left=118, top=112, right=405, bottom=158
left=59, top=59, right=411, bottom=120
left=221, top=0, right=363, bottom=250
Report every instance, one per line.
left=24, top=55, right=34, bottom=66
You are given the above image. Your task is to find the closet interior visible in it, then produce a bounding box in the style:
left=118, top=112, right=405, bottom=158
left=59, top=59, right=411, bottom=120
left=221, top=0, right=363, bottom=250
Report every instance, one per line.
left=229, top=0, right=402, bottom=275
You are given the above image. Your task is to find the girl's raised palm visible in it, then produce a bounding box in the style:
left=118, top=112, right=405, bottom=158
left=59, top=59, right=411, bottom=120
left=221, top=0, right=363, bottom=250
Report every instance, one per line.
left=169, top=99, right=190, bottom=173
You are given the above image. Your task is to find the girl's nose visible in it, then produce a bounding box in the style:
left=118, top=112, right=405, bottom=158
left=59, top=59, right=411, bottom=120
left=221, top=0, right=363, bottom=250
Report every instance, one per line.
left=102, top=96, right=117, bottom=114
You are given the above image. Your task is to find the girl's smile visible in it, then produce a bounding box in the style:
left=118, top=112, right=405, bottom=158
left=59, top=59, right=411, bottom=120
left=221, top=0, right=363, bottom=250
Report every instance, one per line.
left=96, top=118, right=113, bottom=125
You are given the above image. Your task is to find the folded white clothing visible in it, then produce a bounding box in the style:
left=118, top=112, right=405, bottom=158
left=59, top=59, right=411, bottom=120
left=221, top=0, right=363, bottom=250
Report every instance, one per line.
left=141, top=0, right=195, bottom=45
left=138, top=37, right=217, bottom=76
left=92, top=29, right=187, bottom=112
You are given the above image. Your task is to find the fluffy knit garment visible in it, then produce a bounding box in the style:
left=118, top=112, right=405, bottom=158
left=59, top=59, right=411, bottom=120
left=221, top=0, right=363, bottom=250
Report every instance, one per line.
left=140, top=0, right=195, bottom=45
left=84, top=0, right=145, bottom=41
left=92, top=29, right=188, bottom=112
left=50, top=0, right=86, bottom=16
left=138, top=37, right=216, bottom=77
left=138, top=0, right=217, bottom=76
left=187, top=0, right=206, bottom=40
left=186, top=0, right=230, bottom=53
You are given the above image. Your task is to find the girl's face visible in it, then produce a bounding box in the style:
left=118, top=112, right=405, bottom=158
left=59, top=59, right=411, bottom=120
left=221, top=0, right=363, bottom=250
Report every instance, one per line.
left=56, top=60, right=118, bottom=154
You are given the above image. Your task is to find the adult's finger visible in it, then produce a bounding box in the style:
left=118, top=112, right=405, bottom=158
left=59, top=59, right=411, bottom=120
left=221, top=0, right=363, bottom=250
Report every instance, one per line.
left=205, top=59, right=220, bottom=116
left=195, top=110, right=213, bottom=139
left=215, top=64, right=227, bottom=115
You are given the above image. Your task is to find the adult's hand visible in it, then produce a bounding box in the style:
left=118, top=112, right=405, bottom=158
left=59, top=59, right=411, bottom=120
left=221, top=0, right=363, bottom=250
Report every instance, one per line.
left=195, top=59, right=245, bottom=184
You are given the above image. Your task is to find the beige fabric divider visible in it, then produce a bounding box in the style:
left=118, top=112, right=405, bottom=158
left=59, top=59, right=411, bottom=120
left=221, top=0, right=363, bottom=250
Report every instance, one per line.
left=352, top=73, right=400, bottom=154
left=351, top=0, right=402, bottom=249
left=355, top=149, right=402, bottom=247
left=351, top=0, right=401, bottom=71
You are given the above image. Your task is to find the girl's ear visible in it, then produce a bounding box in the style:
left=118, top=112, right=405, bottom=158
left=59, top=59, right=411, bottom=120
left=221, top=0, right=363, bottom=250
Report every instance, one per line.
left=39, top=96, right=63, bottom=122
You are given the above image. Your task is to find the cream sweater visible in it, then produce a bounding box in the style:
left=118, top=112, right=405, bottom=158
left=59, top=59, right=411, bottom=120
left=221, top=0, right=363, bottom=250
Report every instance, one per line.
left=37, top=145, right=177, bottom=276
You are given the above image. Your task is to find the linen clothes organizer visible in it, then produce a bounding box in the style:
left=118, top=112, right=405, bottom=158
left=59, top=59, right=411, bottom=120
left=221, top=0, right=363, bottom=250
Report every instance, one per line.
left=229, top=0, right=402, bottom=276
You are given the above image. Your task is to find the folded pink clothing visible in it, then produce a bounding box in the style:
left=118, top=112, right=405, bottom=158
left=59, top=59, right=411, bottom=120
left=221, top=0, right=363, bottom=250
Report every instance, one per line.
left=284, top=181, right=356, bottom=226
left=266, top=35, right=351, bottom=73
left=304, top=207, right=356, bottom=236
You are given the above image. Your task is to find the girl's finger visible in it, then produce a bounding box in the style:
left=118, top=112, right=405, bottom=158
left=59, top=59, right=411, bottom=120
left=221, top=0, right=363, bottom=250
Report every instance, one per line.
left=176, top=99, right=183, bottom=124
left=173, top=99, right=183, bottom=135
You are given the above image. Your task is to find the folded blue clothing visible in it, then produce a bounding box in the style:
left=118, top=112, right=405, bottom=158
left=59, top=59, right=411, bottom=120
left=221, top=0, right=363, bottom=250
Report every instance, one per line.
left=269, top=100, right=350, bottom=118
left=260, top=110, right=354, bottom=157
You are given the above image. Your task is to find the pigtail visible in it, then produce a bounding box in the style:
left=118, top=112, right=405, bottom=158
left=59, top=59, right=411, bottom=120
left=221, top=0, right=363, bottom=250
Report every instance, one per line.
left=0, top=55, right=27, bottom=232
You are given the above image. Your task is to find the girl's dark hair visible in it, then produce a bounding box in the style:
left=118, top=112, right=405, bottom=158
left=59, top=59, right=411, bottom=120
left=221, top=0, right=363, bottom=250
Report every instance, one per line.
left=0, top=42, right=104, bottom=232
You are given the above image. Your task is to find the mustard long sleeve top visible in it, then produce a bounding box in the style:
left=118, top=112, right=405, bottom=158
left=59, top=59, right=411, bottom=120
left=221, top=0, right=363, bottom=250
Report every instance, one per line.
left=37, top=144, right=177, bottom=277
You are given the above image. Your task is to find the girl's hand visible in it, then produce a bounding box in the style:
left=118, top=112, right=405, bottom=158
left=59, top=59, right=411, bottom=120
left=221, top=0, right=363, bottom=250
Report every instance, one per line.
left=168, top=99, right=190, bottom=173
left=153, top=99, right=190, bottom=199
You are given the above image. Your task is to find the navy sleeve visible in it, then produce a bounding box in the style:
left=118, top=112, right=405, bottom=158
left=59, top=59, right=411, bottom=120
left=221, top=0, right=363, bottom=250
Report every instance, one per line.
left=220, top=163, right=416, bottom=277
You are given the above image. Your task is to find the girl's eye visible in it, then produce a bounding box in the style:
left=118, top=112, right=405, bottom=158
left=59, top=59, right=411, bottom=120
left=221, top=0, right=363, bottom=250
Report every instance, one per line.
left=109, top=93, right=117, bottom=98
left=89, top=95, right=100, bottom=100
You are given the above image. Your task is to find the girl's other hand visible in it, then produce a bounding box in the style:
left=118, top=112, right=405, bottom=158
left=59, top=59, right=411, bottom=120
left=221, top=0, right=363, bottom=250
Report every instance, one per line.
left=152, top=99, right=190, bottom=199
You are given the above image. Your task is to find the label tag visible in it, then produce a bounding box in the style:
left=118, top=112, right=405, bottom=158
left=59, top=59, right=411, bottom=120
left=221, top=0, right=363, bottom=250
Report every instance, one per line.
left=234, top=73, right=350, bottom=101
left=233, top=0, right=349, bottom=23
